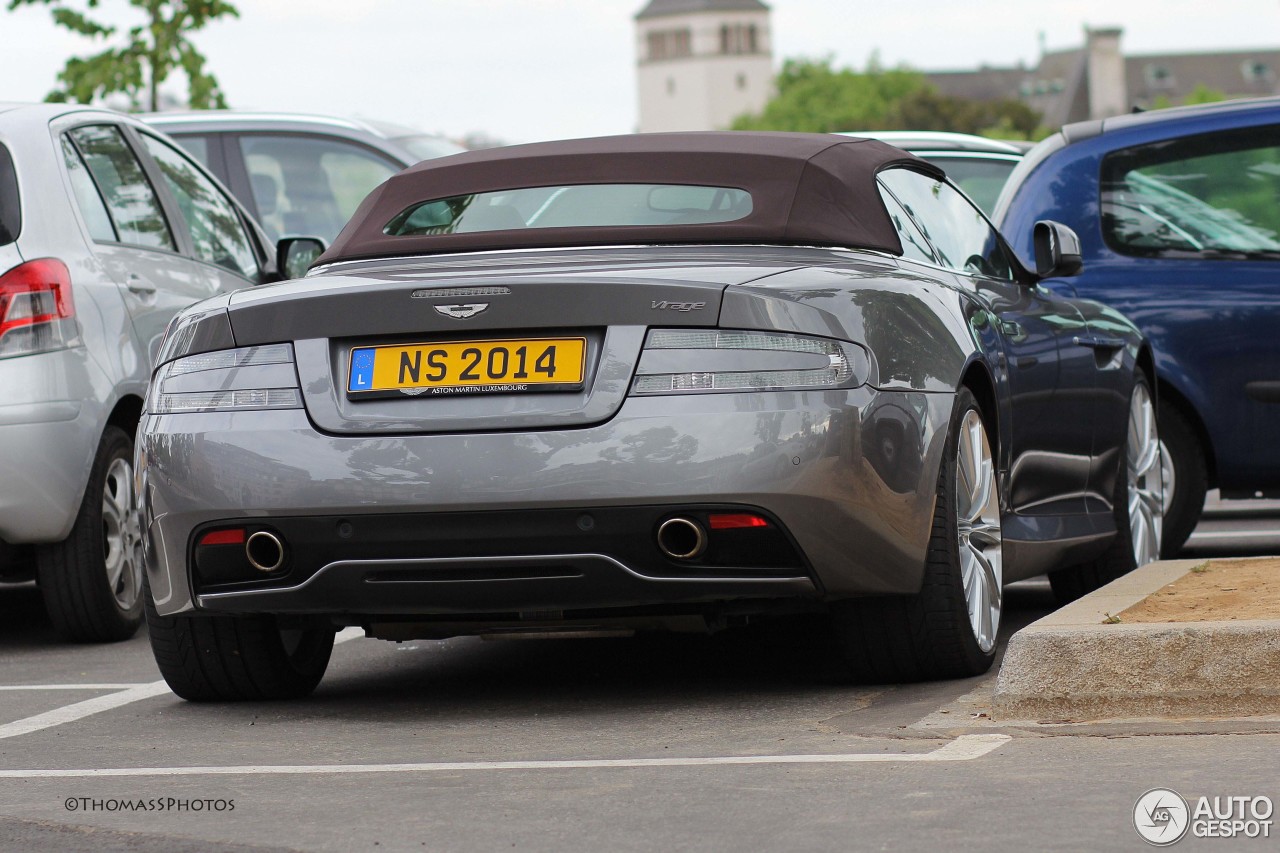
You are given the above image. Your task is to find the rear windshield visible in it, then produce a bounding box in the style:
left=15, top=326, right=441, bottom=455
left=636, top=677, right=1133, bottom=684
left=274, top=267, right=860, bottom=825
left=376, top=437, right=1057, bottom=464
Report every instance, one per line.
left=0, top=144, right=19, bottom=246
left=384, top=183, right=753, bottom=236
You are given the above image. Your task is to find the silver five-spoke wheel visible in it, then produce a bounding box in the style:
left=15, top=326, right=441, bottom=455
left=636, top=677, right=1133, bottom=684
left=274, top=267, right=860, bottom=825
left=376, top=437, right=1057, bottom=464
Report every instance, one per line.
left=1128, top=384, right=1164, bottom=568
left=101, top=456, right=142, bottom=612
left=955, top=409, right=1002, bottom=654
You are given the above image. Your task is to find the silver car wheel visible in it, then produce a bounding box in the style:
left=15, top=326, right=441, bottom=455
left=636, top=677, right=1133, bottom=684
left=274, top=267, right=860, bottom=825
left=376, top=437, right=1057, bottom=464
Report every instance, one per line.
left=955, top=410, right=1002, bottom=655
left=1128, top=385, right=1164, bottom=568
left=102, top=456, right=142, bottom=611
left=1157, top=439, right=1176, bottom=517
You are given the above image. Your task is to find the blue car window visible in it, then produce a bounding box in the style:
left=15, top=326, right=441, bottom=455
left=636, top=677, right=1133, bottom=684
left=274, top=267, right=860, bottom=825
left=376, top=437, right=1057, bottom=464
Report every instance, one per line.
left=1101, top=128, right=1280, bottom=257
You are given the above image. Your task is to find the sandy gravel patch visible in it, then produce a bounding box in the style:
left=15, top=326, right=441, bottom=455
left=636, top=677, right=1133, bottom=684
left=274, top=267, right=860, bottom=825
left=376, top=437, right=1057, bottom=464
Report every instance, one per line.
left=1118, top=557, right=1280, bottom=623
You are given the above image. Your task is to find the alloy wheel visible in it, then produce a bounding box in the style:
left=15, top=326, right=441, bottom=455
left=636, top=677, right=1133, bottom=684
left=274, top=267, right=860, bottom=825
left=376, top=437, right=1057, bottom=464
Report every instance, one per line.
left=1157, top=439, right=1176, bottom=518
left=102, top=456, right=142, bottom=611
left=954, top=410, right=1003, bottom=654
left=1128, top=385, right=1164, bottom=568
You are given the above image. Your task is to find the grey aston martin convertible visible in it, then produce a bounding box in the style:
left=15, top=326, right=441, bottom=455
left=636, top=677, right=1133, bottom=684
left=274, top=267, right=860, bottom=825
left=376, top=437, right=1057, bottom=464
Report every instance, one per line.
left=137, top=132, right=1162, bottom=700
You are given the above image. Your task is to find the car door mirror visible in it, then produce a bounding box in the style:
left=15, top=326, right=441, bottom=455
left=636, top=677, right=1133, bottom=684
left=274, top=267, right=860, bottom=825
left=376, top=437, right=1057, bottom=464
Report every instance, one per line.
left=1033, top=220, right=1083, bottom=277
left=277, top=237, right=326, bottom=279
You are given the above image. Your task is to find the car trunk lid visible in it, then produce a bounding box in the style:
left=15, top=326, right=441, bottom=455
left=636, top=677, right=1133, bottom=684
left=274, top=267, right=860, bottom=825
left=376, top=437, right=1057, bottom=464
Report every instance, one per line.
left=226, top=247, right=800, bottom=435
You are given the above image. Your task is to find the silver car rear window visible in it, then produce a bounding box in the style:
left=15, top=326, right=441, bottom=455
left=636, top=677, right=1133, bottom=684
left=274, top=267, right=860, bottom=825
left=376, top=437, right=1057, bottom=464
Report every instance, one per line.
left=0, top=144, right=18, bottom=246
left=383, top=184, right=753, bottom=236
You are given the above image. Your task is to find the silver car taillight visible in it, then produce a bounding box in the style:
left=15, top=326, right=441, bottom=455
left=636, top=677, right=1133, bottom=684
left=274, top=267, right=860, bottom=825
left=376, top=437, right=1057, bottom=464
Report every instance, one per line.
left=147, top=344, right=303, bottom=414
left=630, top=329, right=870, bottom=395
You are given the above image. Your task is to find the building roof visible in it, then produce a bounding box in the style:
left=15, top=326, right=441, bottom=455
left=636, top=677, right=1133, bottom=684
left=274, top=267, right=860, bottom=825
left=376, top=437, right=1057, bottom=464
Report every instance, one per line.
left=317, top=132, right=939, bottom=266
left=635, top=0, right=768, bottom=20
left=1126, top=49, right=1280, bottom=106
left=925, top=37, right=1280, bottom=129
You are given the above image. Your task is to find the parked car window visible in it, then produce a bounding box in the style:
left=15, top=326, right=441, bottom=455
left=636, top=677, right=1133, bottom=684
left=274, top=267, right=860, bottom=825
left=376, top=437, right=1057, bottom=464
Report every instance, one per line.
left=60, top=136, right=116, bottom=243
left=171, top=135, right=211, bottom=170
left=928, top=156, right=1020, bottom=214
left=1101, top=129, right=1280, bottom=257
left=0, top=143, right=18, bottom=246
left=876, top=186, right=936, bottom=264
left=69, top=125, right=174, bottom=251
left=239, top=134, right=400, bottom=242
left=141, top=134, right=260, bottom=280
left=878, top=168, right=1014, bottom=280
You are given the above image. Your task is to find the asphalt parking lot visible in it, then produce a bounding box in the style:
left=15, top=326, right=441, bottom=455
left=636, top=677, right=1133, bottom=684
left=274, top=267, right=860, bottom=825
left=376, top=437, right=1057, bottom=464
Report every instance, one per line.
left=1, top=518, right=1278, bottom=852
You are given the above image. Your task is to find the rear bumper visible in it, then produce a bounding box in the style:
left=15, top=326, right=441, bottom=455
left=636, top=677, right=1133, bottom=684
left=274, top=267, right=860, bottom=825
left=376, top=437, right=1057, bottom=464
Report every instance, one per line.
left=188, top=504, right=817, bottom=616
left=0, top=400, right=96, bottom=543
left=0, top=347, right=108, bottom=544
left=140, top=387, right=954, bottom=616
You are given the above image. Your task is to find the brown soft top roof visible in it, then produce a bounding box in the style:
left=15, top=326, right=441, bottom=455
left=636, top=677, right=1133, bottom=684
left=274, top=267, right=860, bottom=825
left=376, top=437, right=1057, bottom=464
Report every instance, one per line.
left=316, top=131, right=941, bottom=266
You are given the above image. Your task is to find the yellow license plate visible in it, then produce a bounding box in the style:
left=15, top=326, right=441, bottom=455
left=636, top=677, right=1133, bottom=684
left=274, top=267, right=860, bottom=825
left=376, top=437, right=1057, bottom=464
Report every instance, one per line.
left=347, top=337, right=586, bottom=396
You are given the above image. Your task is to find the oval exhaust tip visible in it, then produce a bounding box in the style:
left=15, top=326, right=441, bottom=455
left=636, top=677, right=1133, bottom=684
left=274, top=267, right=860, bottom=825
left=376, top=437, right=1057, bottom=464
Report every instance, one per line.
left=245, top=530, right=285, bottom=573
left=656, top=517, right=707, bottom=560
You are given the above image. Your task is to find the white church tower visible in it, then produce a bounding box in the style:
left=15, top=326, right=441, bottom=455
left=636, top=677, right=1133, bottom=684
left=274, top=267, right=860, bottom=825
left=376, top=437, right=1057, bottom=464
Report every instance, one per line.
left=635, top=0, right=774, bottom=133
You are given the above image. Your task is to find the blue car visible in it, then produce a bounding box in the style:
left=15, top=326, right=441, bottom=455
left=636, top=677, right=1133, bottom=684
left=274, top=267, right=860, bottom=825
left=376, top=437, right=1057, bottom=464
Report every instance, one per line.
left=995, top=97, right=1280, bottom=556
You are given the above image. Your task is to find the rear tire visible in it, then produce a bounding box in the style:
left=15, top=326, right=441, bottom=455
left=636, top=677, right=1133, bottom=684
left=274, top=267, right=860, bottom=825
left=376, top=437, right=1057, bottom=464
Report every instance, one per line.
left=145, top=578, right=335, bottom=702
left=830, top=387, right=1002, bottom=682
left=37, top=426, right=143, bottom=642
left=1157, top=401, right=1206, bottom=558
left=1050, top=375, right=1163, bottom=603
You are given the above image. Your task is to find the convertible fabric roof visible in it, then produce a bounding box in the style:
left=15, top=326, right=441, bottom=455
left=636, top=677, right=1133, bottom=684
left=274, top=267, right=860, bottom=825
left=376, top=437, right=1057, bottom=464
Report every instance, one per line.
left=316, top=131, right=941, bottom=266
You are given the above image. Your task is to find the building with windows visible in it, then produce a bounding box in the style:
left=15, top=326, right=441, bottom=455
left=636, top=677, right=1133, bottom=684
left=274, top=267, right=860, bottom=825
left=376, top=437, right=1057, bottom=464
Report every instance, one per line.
left=926, top=27, right=1280, bottom=127
left=635, top=0, right=774, bottom=133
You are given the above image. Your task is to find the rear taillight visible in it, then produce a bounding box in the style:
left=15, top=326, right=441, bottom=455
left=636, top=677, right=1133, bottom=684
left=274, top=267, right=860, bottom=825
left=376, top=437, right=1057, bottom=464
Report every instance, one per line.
left=0, top=258, right=76, bottom=358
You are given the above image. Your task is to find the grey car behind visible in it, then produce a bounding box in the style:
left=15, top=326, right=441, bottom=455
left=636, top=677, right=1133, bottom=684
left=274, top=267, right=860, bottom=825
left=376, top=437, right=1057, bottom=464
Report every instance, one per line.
left=142, top=112, right=465, bottom=245
left=0, top=103, right=298, bottom=641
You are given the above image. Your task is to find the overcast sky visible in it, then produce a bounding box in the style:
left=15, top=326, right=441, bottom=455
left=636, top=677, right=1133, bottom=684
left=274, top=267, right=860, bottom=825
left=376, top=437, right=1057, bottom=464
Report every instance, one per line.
left=3, top=0, right=1277, bottom=143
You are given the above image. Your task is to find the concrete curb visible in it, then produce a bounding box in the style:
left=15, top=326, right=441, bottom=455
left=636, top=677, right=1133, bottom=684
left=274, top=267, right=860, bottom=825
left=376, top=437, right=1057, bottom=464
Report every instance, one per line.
left=994, top=558, right=1280, bottom=720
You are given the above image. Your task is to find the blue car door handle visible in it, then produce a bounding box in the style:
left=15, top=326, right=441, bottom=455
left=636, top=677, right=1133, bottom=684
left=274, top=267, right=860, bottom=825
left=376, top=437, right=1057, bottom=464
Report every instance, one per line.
left=1245, top=381, right=1280, bottom=403
left=1073, top=335, right=1125, bottom=351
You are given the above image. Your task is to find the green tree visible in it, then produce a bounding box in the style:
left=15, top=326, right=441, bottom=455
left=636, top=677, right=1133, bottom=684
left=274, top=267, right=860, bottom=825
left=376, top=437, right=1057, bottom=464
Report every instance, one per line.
left=731, top=58, right=931, bottom=132
left=8, top=0, right=239, bottom=111
left=1184, top=83, right=1228, bottom=105
left=733, top=57, right=1043, bottom=140
left=1150, top=84, right=1229, bottom=111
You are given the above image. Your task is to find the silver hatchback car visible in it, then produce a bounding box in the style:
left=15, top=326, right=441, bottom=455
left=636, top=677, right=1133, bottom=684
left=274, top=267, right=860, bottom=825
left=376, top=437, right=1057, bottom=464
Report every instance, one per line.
left=0, top=103, right=315, bottom=642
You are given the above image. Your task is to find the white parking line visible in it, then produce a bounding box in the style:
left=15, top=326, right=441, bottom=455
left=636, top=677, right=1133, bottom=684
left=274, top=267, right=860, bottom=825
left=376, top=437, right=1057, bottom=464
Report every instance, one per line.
left=0, top=627, right=366, bottom=742
left=0, top=734, right=1011, bottom=778
left=1188, top=530, right=1280, bottom=540
left=0, top=685, right=152, bottom=691
left=334, top=626, right=364, bottom=644
left=0, top=681, right=172, bottom=741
